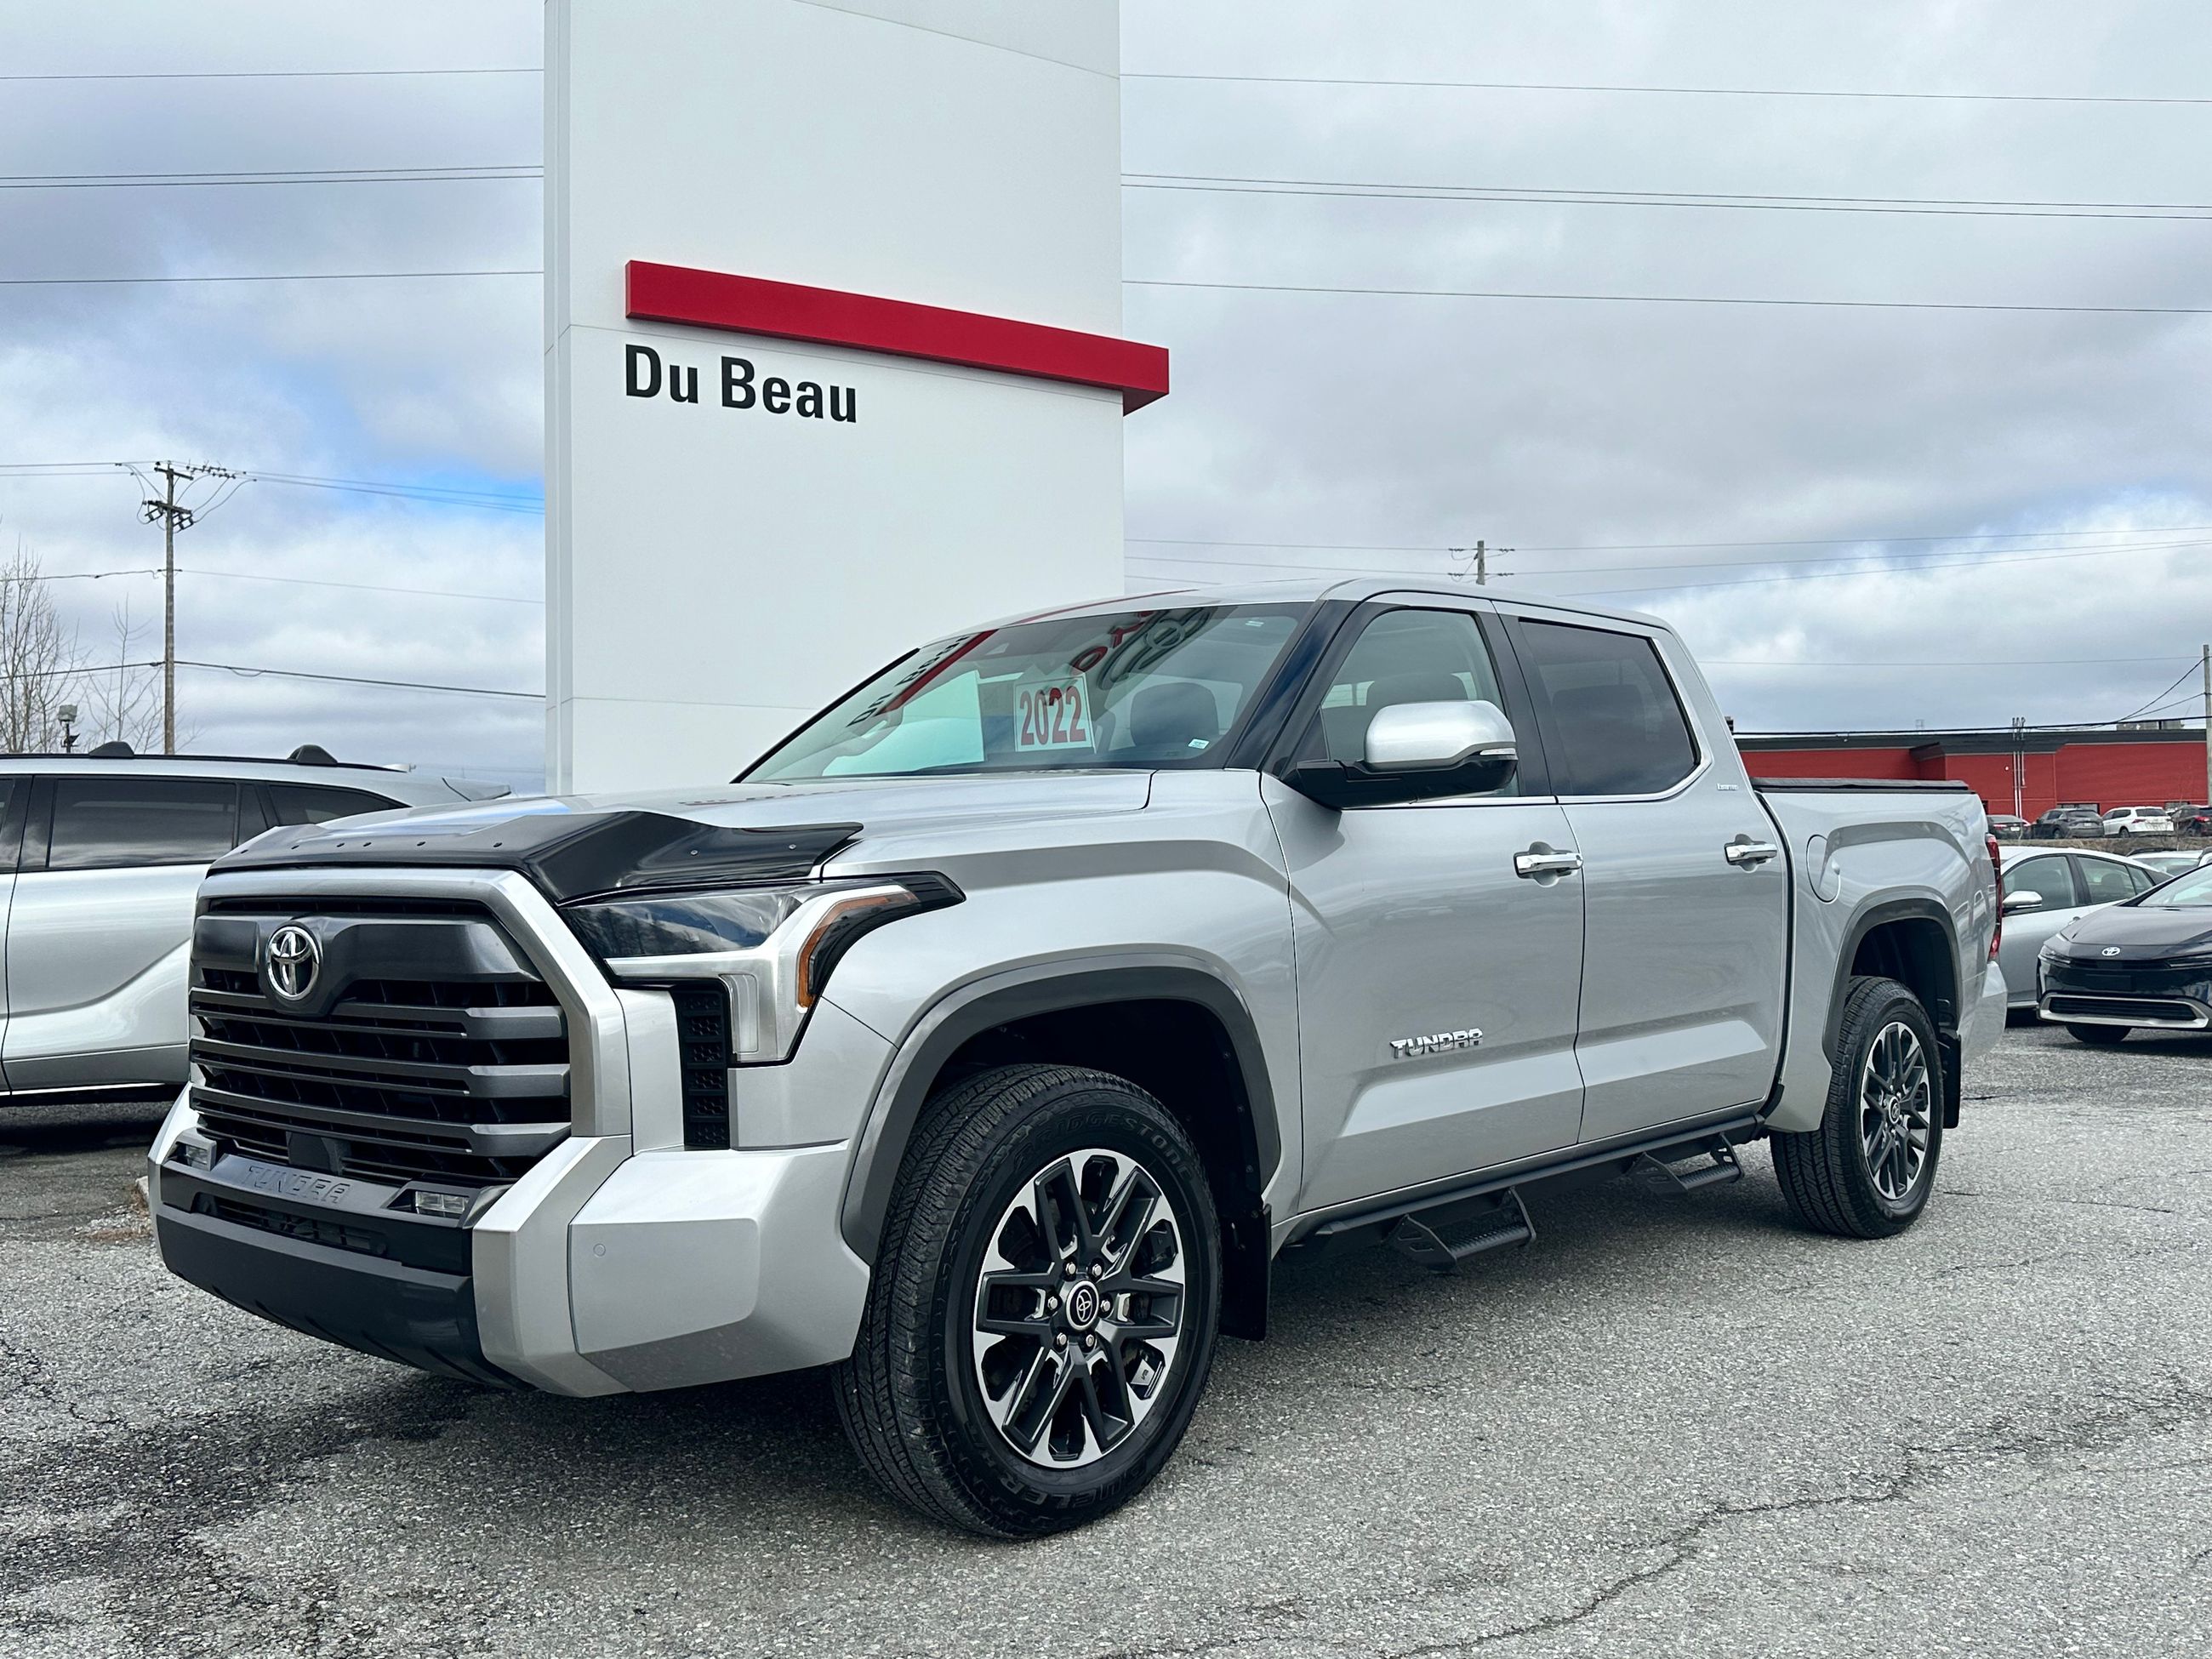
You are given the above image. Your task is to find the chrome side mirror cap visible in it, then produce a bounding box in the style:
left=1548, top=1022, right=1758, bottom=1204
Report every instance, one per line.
left=2000, top=889, right=2044, bottom=914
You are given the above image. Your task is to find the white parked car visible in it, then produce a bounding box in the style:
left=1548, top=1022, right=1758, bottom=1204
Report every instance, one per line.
left=2135, top=849, right=2212, bottom=882
left=2103, top=806, right=2175, bottom=836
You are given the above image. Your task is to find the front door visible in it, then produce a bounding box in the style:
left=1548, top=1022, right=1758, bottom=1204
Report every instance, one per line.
left=1501, top=613, right=1791, bottom=1142
left=1268, top=602, right=1586, bottom=1213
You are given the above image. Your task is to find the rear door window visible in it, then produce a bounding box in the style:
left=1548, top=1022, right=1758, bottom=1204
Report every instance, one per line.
left=267, top=784, right=403, bottom=826
left=1513, top=621, right=1700, bottom=796
left=43, top=778, right=242, bottom=871
left=2073, top=857, right=2141, bottom=904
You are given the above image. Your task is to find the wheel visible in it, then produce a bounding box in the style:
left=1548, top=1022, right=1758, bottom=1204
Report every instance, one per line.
left=831, top=1063, right=1222, bottom=1537
left=1772, top=976, right=1944, bottom=1239
left=2066, top=1023, right=2129, bottom=1046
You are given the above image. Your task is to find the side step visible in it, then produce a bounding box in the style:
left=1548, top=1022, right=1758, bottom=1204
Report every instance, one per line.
left=1385, top=1189, right=1535, bottom=1274
left=1631, top=1133, right=1743, bottom=1195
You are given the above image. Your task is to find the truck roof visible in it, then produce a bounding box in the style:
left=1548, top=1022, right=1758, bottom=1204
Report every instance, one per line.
left=1001, top=574, right=1669, bottom=634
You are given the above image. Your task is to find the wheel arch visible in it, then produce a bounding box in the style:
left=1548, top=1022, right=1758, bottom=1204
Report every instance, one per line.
left=840, top=961, right=1281, bottom=1338
left=1827, top=899, right=1964, bottom=1127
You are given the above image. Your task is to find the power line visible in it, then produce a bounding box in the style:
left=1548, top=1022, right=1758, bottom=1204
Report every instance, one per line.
left=1126, top=277, right=2212, bottom=317
left=1127, top=535, right=2212, bottom=593
left=0, top=269, right=539, bottom=288
left=177, top=660, right=542, bottom=700
left=0, top=66, right=540, bottom=83
left=1126, top=533, right=2212, bottom=579
left=2116, top=661, right=2205, bottom=723
left=178, top=567, right=539, bottom=605
left=1122, top=71, right=2212, bottom=108
left=0, top=459, right=544, bottom=514
left=0, top=164, right=540, bottom=191
left=1128, top=522, right=2212, bottom=556
left=1125, top=172, right=2212, bottom=223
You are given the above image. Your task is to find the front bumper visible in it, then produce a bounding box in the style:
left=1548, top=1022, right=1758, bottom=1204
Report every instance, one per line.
left=2038, top=956, right=2212, bottom=1029
left=151, top=1097, right=869, bottom=1394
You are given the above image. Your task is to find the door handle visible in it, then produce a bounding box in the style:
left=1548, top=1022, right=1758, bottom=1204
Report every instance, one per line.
left=1514, top=847, right=1583, bottom=879
left=1725, top=840, right=1782, bottom=868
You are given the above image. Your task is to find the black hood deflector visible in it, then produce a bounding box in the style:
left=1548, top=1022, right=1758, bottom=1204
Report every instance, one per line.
left=213, top=810, right=862, bottom=904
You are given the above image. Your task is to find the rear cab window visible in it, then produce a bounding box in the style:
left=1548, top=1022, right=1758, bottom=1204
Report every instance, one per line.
left=1512, top=620, right=1701, bottom=797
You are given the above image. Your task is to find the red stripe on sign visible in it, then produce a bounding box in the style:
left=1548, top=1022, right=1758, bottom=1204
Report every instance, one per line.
left=625, top=261, right=1169, bottom=413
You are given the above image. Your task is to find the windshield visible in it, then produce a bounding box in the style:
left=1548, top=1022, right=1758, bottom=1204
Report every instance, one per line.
left=745, top=605, right=1307, bottom=780
left=2141, top=865, right=2212, bottom=907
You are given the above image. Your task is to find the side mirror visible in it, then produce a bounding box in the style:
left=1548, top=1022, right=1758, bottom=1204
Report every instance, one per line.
left=2001, top=889, right=2044, bottom=914
left=1286, top=700, right=1519, bottom=810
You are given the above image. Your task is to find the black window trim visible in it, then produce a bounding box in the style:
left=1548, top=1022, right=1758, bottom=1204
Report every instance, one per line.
left=1496, top=609, right=1710, bottom=804
left=1259, top=596, right=1555, bottom=804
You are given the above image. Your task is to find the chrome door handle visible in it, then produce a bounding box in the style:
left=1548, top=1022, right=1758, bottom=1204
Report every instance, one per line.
left=1725, top=840, right=1782, bottom=867
left=1514, top=847, right=1583, bottom=879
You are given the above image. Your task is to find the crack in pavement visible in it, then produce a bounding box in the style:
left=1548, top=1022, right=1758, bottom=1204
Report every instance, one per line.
left=1087, top=1378, right=2212, bottom=1659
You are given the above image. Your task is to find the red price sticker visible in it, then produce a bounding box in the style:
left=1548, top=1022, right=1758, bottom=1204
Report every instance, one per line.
left=1014, top=678, right=1093, bottom=752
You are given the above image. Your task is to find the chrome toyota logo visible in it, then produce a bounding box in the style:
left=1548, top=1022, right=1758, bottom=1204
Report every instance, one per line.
left=265, top=925, right=321, bottom=1001
left=2101, top=946, right=2124, bottom=958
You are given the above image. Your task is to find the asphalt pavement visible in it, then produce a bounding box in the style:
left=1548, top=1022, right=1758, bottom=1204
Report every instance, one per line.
left=4, top=1023, right=2209, bottom=1657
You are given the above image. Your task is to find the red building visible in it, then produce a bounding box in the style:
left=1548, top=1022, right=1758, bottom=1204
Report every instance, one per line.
left=1736, top=724, right=2210, bottom=821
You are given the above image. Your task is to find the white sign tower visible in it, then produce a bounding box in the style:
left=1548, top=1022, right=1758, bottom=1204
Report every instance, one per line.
left=544, top=0, right=1163, bottom=793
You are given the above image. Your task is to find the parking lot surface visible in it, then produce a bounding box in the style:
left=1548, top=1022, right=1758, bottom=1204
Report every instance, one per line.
left=4, top=1023, right=2209, bottom=1658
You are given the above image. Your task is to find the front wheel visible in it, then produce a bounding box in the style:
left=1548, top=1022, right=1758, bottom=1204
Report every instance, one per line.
left=1772, top=976, right=1944, bottom=1239
left=2067, top=1023, right=2129, bottom=1046
left=832, top=1063, right=1222, bottom=1537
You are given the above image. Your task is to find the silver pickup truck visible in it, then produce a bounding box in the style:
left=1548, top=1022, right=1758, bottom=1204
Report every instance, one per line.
left=148, top=579, right=2006, bottom=1536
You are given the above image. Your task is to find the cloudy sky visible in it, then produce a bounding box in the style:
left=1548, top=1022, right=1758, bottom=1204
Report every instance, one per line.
left=3, top=1, right=2209, bottom=790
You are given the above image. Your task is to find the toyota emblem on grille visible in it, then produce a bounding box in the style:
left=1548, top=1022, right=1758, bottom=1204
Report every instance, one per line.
left=265, top=925, right=321, bottom=1001
left=2101, top=946, right=2124, bottom=957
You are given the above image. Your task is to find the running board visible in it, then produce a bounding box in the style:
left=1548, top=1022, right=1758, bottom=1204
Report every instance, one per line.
left=1297, top=1111, right=1764, bottom=1252
left=1385, top=1189, right=1535, bottom=1274
left=1630, top=1133, right=1743, bottom=1195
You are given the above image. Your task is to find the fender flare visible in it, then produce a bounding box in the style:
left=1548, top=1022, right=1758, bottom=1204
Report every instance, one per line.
left=836, top=957, right=1283, bottom=1264
left=1822, top=896, right=1962, bottom=1058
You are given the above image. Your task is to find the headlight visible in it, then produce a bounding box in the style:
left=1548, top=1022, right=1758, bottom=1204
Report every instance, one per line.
left=563, top=875, right=960, bottom=1062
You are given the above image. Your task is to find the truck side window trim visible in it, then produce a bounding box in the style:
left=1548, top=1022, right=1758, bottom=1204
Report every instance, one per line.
left=1500, top=613, right=1710, bottom=804
left=1263, top=599, right=1555, bottom=802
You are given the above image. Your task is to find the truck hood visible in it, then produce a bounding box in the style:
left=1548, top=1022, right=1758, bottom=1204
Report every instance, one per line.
left=215, top=772, right=1154, bottom=898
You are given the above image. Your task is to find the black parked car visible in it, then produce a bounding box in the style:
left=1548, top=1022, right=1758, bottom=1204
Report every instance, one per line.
left=2031, top=805, right=2106, bottom=840
left=2037, top=862, right=2212, bottom=1043
left=2174, top=805, right=2212, bottom=837
left=1987, top=813, right=2030, bottom=840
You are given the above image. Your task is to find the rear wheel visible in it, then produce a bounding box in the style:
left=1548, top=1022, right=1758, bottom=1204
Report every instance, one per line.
left=1773, top=976, right=1943, bottom=1240
left=832, top=1063, right=1222, bottom=1537
left=2066, top=1023, right=2130, bottom=1046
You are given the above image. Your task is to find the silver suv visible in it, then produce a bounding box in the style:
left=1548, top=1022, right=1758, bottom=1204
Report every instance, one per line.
left=0, top=750, right=500, bottom=1107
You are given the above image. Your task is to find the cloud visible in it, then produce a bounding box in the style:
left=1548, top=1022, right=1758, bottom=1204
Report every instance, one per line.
left=1, top=0, right=2207, bottom=792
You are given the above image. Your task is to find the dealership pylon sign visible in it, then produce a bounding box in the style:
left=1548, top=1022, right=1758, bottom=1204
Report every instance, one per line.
left=544, top=0, right=1162, bottom=792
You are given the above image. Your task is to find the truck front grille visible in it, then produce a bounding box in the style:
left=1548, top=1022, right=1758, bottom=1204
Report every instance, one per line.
left=189, top=903, right=572, bottom=1190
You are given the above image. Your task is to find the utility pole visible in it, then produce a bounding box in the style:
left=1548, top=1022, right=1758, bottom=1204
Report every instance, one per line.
left=137, top=461, right=237, bottom=755
left=1447, top=539, right=1514, bottom=585
left=2202, top=643, right=2209, bottom=807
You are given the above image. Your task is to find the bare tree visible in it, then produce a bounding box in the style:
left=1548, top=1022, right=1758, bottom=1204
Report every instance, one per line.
left=0, top=540, right=83, bottom=754
left=84, top=597, right=171, bottom=754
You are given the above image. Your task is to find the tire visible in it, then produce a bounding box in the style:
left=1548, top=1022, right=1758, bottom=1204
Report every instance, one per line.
left=2067, top=1023, right=2130, bottom=1046
left=831, top=1063, right=1222, bottom=1537
left=1772, top=976, right=1945, bottom=1240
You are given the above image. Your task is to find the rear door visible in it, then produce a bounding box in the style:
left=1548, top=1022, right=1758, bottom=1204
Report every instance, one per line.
left=1269, top=600, right=1587, bottom=1211
left=2, top=776, right=243, bottom=1090
left=1501, top=612, right=1791, bottom=1142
